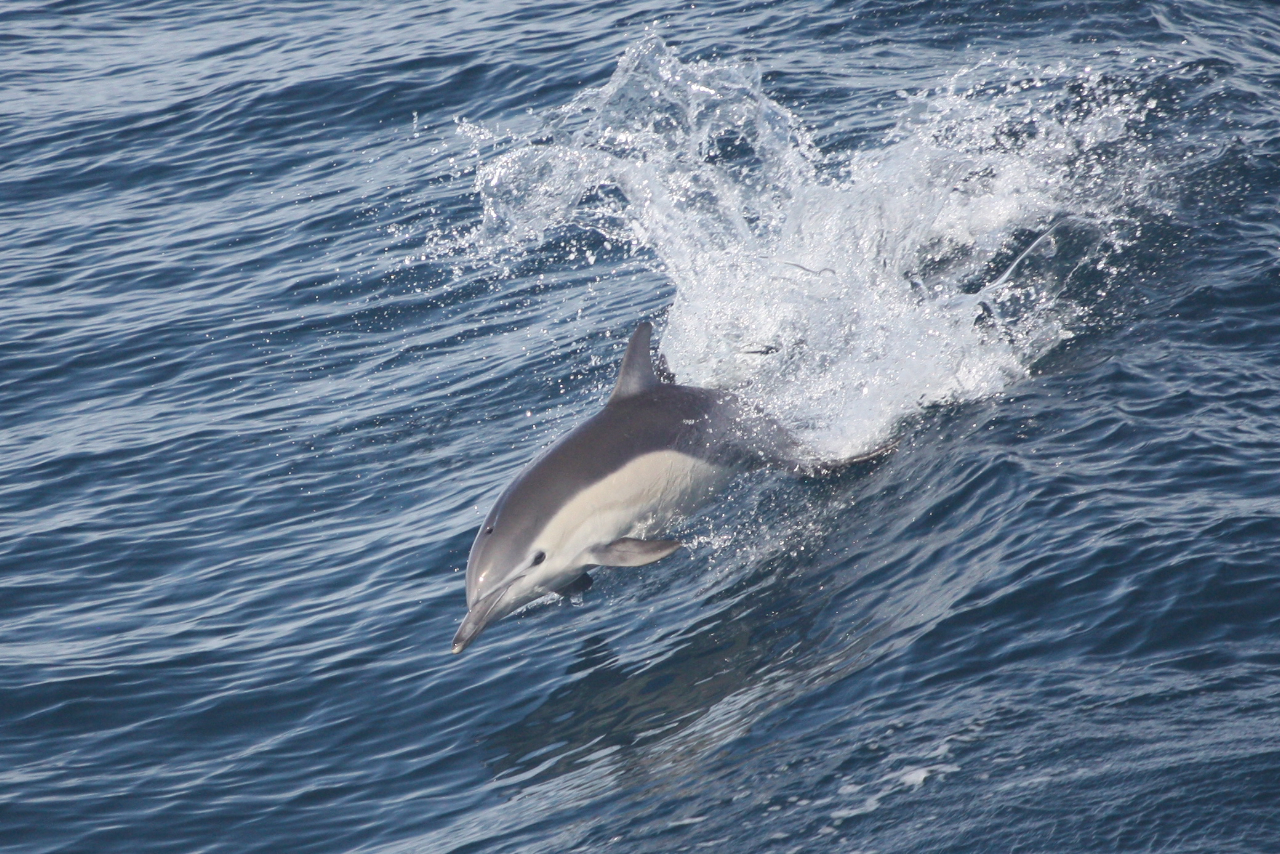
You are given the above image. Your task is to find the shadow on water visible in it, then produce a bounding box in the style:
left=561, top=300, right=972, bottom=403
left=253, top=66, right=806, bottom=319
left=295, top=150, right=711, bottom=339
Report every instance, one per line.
left=482, top=605, right=888, bottom=793
left=478, top=459, right=902, bottom=789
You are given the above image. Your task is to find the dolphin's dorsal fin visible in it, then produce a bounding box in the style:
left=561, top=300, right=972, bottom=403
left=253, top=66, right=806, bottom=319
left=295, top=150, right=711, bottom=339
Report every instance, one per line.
left=609, top=322, right=661, bottom=402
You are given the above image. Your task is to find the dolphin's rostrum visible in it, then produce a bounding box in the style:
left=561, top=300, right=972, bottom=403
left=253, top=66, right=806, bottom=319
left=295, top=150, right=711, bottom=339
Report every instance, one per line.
left=452, top=322, right=815, bottom=654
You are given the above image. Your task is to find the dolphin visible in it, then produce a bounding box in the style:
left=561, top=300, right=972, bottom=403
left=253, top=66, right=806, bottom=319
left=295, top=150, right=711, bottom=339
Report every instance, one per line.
left=451, top=322, right=861, bottom=654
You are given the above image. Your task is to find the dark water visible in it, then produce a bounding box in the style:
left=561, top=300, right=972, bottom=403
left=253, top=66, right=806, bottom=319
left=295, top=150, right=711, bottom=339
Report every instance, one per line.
left=6, top=1, right=1280, bottom=851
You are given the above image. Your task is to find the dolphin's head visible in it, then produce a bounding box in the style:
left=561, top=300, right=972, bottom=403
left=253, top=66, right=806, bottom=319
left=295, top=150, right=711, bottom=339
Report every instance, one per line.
left=451, top=483, right=581, bottom=654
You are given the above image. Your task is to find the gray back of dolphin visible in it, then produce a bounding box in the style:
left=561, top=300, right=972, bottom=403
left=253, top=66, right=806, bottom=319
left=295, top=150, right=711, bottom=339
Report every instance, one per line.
left=453, top=322, right=801, bottom=653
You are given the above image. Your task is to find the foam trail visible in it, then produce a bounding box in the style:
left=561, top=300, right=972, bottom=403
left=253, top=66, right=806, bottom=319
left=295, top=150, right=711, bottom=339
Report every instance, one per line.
left=464, top=38, right=1148, bottom=457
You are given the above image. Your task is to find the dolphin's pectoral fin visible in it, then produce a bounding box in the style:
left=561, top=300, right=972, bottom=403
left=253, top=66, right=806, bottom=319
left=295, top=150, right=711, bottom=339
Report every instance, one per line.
left=555, top=572, right=593, bottom=598
left=590, top=538, right=682, bottom=567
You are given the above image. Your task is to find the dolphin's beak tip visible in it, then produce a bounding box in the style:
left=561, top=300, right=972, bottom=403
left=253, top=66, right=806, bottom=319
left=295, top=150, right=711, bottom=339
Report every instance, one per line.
left=451, top=620, right=475, bottom=654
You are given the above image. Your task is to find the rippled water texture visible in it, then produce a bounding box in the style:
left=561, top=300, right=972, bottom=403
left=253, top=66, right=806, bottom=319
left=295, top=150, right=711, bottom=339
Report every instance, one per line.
left=5, top=1, right=1280, bottom=852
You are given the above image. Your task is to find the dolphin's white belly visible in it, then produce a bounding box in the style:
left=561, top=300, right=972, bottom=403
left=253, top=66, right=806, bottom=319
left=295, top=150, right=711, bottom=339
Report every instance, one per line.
left=540, top=450, right=729, bottom=560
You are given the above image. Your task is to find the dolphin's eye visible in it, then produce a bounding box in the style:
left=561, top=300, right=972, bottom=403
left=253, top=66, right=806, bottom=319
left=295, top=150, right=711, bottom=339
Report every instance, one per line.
left=531, top=551, right=546, bottom=565
left=483, top=526, right=493, bottom=535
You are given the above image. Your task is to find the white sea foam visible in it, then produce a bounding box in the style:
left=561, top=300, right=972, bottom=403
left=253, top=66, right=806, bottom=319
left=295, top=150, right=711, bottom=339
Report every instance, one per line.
left=462, top=38, right=1152, bottom=457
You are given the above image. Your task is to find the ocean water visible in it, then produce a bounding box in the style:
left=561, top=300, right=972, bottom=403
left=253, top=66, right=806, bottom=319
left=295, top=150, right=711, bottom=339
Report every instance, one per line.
left=5, top=1, right=1280, bottom=851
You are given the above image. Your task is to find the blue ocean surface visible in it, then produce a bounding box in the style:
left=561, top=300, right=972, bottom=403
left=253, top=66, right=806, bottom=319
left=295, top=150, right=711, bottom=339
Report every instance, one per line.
left=5, top=1, right=1280, bottom=851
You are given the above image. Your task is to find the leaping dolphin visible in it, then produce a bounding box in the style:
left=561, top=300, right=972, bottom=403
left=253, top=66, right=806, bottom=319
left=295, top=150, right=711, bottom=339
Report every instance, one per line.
left=451, top=322, right=857, bottom=654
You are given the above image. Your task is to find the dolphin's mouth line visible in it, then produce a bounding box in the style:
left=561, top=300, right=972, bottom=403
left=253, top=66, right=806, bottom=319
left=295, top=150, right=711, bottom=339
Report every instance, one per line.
left=451, top=574, right=526, bottom=654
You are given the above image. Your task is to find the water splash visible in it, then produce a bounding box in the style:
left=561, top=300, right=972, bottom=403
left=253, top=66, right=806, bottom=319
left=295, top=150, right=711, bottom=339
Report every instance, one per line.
left=461, top=38, right=1152, bottom=457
